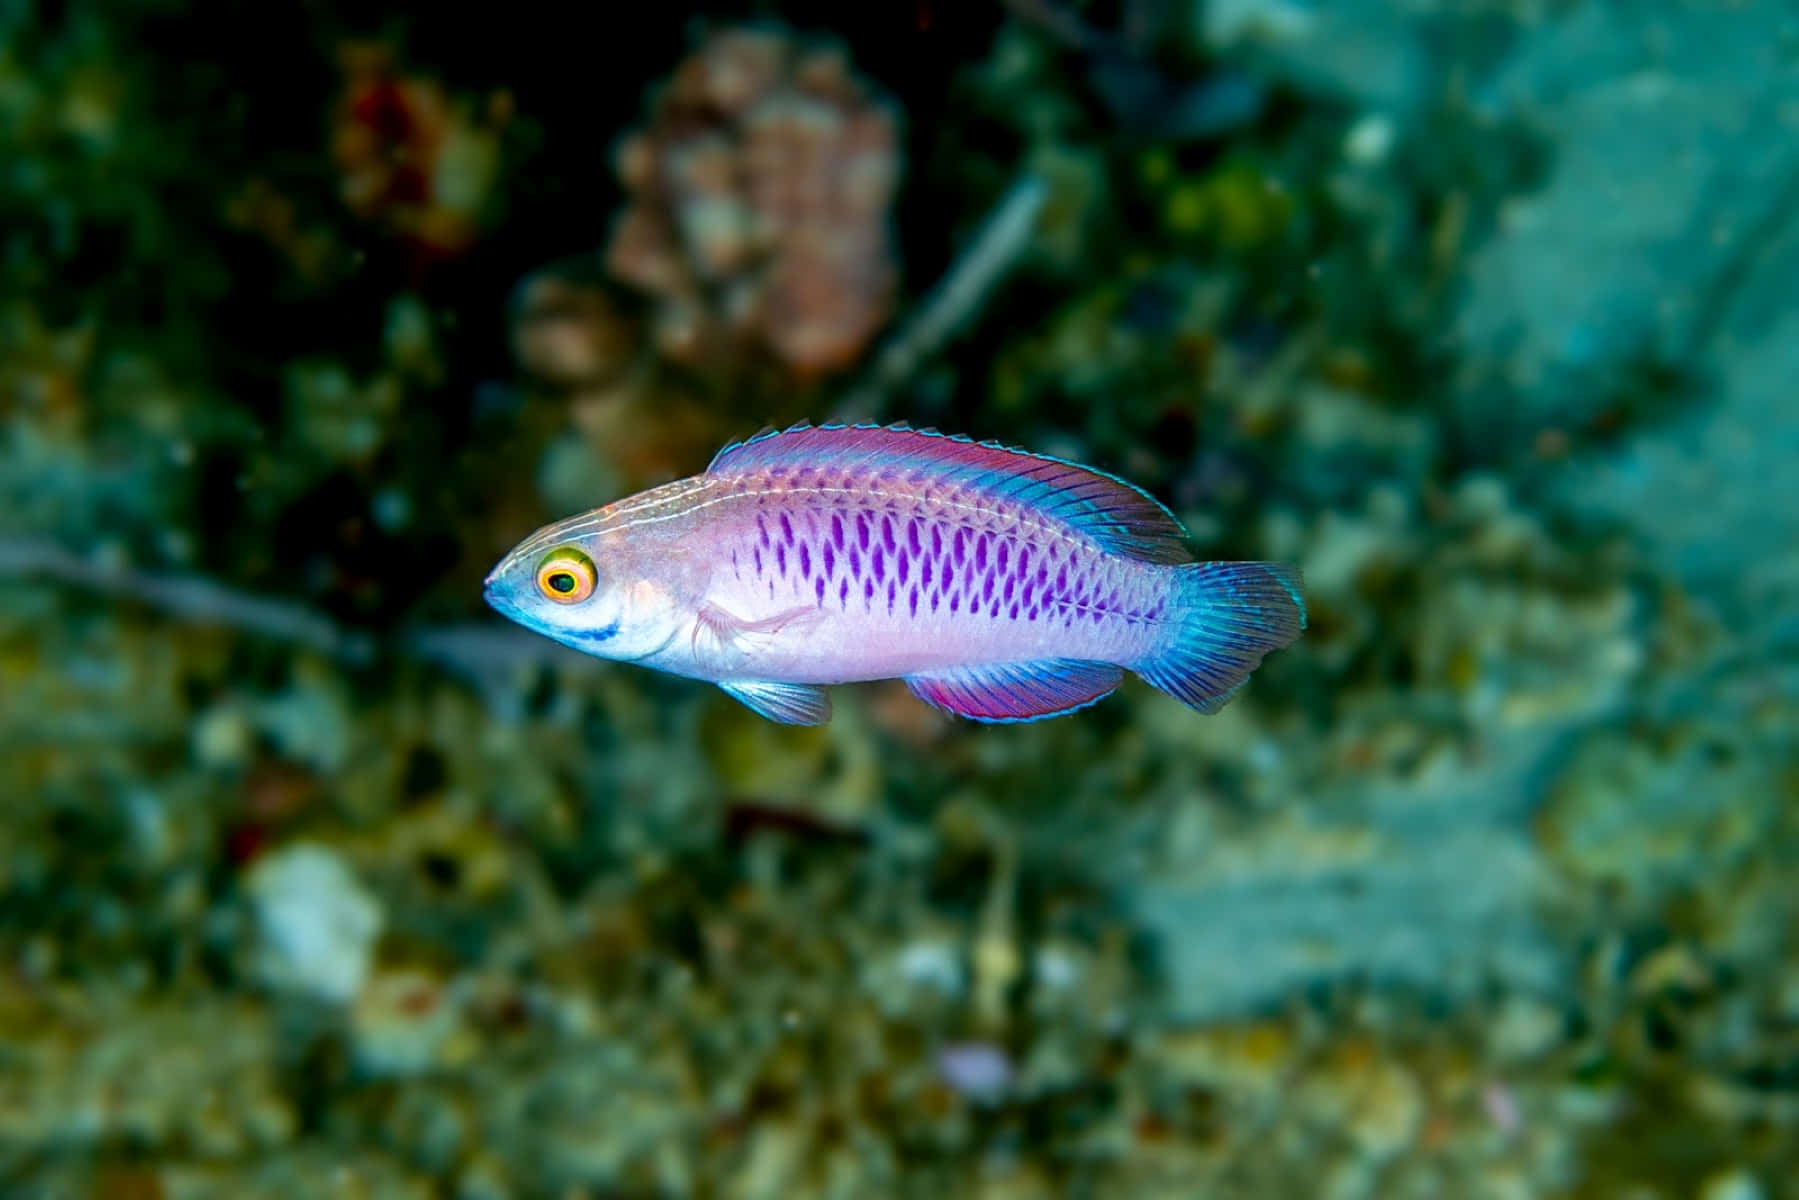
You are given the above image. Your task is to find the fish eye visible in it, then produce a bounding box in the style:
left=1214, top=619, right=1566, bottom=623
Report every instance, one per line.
left=535, top=547, right=596, bottom=604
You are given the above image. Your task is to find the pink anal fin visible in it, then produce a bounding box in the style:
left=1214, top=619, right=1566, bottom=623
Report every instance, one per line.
left=905, top=659, right=1123, bottom=723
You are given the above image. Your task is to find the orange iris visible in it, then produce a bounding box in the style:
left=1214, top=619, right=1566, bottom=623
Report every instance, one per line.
left=535, top=548, right=596, bottom=603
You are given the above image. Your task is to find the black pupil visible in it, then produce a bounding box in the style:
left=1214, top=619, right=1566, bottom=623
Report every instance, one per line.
left=548, top=571, right=576, bottom=594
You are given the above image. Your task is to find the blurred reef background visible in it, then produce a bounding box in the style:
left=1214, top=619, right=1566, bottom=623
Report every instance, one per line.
left=2, top=1, right=1797, bottom=1196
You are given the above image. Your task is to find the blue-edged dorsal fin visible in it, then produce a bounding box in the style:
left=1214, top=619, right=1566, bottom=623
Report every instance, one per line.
left=705, top=422, right=1194, bottom=565
left=719, top=679, right=832, bottom=725
left=905, top=659, right=1123, bottom=723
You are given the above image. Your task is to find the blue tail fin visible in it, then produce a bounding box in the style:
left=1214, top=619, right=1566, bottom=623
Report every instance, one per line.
left=1135, top=562, right=1306, bottom=713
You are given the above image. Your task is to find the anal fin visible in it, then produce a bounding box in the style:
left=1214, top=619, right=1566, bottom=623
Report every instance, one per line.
left=905, top=659, right=1122, bottom=724
left=720, top=679, right=832, bottom=725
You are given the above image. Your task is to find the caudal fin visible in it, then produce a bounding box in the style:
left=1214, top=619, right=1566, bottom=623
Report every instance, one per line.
left=1135, top=562, right=1306, bottom=713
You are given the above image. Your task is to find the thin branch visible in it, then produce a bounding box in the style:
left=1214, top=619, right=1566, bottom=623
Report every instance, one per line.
left=834, top=171, right=1048, bottom=421
left=0, top=537, right=376, bottom=663
left=0, top=536, right=591, bottom=682
left=1000, top=0, right=1125, bottom=56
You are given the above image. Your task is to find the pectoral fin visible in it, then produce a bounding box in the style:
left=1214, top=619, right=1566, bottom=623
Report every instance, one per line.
left=719, top=680, right=832, bottom=725
left=696, top=602, right=825, bottom=655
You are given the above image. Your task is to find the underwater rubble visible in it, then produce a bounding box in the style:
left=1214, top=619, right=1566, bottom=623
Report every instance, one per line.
left=2, top=3, right=1796, bottom=1197
left=603, top=23, right=902, bottom=388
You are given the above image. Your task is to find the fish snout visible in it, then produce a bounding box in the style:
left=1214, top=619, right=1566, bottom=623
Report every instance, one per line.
left=481, top=569, right=514, bottom=617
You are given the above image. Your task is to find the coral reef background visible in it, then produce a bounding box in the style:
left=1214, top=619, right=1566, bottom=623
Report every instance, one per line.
left=2, top=1, right=1795, bottom=1196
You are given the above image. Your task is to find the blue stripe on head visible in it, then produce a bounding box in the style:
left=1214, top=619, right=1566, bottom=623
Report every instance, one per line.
left=567, top=618, right=621, bottom=646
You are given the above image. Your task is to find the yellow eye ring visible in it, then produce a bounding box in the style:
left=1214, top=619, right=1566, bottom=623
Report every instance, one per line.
left=535, top=548, right=596, bottom=604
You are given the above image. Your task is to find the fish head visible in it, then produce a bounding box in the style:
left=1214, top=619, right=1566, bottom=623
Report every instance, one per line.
left=483, top=523, right=685, bottom=663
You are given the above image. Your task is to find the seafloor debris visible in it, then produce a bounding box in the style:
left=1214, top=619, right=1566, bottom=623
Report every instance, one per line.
left=604, top=25, right=902, bottom=377
left=509, top=259, right=729, bottom=490
left=245, top=841, right=384, bottom=1005
left=330, top=40, right=513, bottom=264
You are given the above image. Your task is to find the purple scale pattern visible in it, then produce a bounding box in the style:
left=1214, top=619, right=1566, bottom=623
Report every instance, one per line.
left=750, top=494, right=1161, bottom=634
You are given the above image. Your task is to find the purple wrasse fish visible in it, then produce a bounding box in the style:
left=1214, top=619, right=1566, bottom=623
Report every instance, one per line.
left=483, top=423, right=1305, bottom=725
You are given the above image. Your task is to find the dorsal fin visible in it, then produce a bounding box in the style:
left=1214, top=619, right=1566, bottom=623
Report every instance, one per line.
left=705, top=422, right=1193, bottom=564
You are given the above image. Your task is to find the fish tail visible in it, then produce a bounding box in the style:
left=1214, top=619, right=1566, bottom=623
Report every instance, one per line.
left=1134, top=562, right=1307, bottom=713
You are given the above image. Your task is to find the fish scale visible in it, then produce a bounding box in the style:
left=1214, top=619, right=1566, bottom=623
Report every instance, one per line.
left=719, top=465, right=1159, bottom=656
left=484, top=422, right=1306, bottom=725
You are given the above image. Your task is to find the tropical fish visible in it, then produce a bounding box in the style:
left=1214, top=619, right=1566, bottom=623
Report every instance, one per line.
left=484, top=423, right=1305, bottom=725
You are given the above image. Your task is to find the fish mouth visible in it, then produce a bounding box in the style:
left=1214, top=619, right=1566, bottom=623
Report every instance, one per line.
left=481, top=575, right=516, bottom=619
